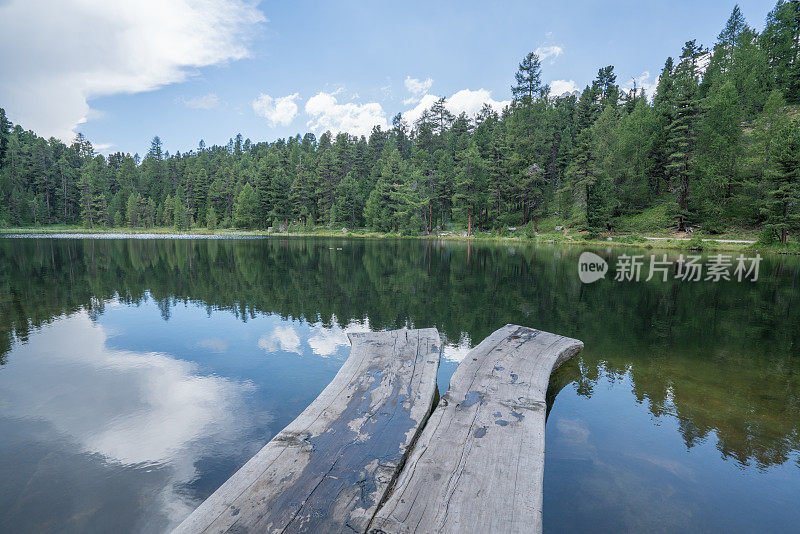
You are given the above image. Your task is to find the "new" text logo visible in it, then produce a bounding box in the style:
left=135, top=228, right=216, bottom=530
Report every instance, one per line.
left=578, top=251, right=608, bottom=283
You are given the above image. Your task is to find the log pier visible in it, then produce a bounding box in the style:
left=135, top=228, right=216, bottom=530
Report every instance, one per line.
left=175, top=325, right=583, bottom=534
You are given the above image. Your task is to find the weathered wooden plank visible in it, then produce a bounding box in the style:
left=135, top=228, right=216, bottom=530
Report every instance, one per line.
left=174, top=328, right=441, bottom=534
left=368, top=325, right=583, bottom=534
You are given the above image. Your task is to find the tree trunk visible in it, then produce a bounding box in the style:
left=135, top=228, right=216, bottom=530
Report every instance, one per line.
left=781, top=203, right=789, bottom=243
left=497, top=189, right=502, bottom=236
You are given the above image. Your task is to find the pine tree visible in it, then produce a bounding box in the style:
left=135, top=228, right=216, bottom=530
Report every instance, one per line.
left=565, top=129, right=598, bottom=230
left=267, top=166, right=293, bottom=227
left=697, top=81, right=743, bottom=229
left=486, top=123, right=512, bottom=233
left=173, top=192, right=188, bottom=230
left=434, top=150, right=455, bottom=228
left=364, top=177, right=392, bottom=232
left=126, top=192, right=140, bottom=227
left=187, top=166, right=208, bottom=223
left=0, top=108, right=10, bottom=168
left=364, top=151, right=409, bottom=232
left=77, top=156, right=106, bottom=228
left=206, top=204, right=218, bottom=230
left=714, top=5, right=749, bottom=75
left=565, top=85, right=602, bottom=229
left=148, top=136, right=163, bottom=161
left=145, top=197, right=156, bottom=227
left=334, top=172, right=362, bottom=228
left=96, top=192, right=109, bottom=228
left=55, top=155, right=78, bottom=222
left=593, top=66, right=620, bottom=111
left=163, top=194, right=174, bottom=226
left=452, top=142, right=485, bottom=235
left=316, top=149, right=338, bottom=225
left=763, top=117, right=800, bottom=243
left=254, top=154, right=276, bottom=223
left=703, top=6, right=770, bottom=117
left=511, top=52, right=544, bottom=104
left=760, top=0, right=800, bottom=103
left=233, top=182, right=259, bottom=228
left=747, top=90, right=789, bottom=214
left=666, top=41, right=705, bottom=230
left=429, top=98, right=455, bottom=135
left=521, top=162, right=547, bottom=232
left=290, top=164, right=315, bottom=225
left=651, top=57, right=677, bottom=197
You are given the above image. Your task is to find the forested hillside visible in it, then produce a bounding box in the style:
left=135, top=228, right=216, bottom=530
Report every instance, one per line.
left=1, top=2, right=799, bottom=241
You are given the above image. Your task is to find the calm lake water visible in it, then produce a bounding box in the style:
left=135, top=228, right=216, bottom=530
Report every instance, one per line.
left=1, top=236, right=798, bottom=533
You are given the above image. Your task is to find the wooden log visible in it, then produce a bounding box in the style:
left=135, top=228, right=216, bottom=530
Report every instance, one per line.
left=368, top=325, right=583, bottom=534
left=175, top=328, right=441, bottom=534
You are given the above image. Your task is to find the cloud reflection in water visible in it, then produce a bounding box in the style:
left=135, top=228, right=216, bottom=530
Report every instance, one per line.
left=0, top=310, right=263, bottom=531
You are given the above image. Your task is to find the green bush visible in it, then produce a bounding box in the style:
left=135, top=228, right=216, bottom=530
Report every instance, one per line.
left=614, top=202, right=675, bottom=233
left=756, top=228, right=778, bottom=245
left=584, top=229, right=603, bottom=240
left=687, top=236, right=704, bottom=250
left=615, top=234, right=647, bottom=244
left=523, top=221, right=537, bottom=238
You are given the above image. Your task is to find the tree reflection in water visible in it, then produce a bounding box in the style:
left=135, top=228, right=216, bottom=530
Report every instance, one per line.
left=2, top=236, right=799, bottom=470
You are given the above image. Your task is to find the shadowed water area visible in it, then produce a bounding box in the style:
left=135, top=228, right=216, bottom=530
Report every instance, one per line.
left=0, top=236, right=798, bottom=533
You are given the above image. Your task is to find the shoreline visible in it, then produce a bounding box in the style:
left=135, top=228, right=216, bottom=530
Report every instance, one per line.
left=1, top=226, right=797, bottom=255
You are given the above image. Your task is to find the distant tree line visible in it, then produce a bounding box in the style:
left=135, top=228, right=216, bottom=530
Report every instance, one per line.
left=1, top=2, right=799, bottom=241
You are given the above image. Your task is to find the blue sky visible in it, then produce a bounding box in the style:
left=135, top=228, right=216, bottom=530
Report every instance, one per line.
left=0, top=0, right=778, bottom=156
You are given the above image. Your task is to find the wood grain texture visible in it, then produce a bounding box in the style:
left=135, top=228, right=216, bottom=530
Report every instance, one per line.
left=368, top=325, right=583, bottom=534
left=174, top=328, right=441, bottom=534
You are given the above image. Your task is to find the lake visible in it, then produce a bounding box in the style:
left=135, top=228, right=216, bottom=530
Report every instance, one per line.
left=1, top=236, right=798, bottom=533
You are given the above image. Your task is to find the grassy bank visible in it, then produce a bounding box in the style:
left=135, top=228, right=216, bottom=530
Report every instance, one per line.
left=3, top=224, right=799, bottom=254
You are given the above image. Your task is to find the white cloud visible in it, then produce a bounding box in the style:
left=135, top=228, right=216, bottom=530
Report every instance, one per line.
left=252, top=92, right=300, bottom=126
left=0, top=311, right=261, bottom=529
left=92, top=142, right=115, bottom=154
left=403, top=76, right=433, bottom=104
left=535, top=45, right=563, bottom=62
left=307, top=328, right=349, bottom=357
left=0, top=0, right=265, bottom=141
left=404, top=76, right=433, bottom=95
left=621, top=71, right=658, bottom=100
left=549, top=79, right=579, bottom=96
left=307, top=318, right=368, bottom=358
left=442, top=336, right=473, bottom=363
left=556, top=417, right=591, bottom=446
left=196, top=337, right=228, bottom=353
left=698, top=51, right=712, bottom=75
left=402, top=89, right=510, bottom=126
left=402, top=94, right=440, bottom=125
left=258, top=325, right=302, bottom=355
left=180, top=93, right=221, bottom=110
left=305, top=91, right=389, bottom=137
left=448, top=89, right=510, bottom=116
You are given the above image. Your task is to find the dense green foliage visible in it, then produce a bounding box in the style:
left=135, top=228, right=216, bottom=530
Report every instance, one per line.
left=1, top=3, right=799, bottom=240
